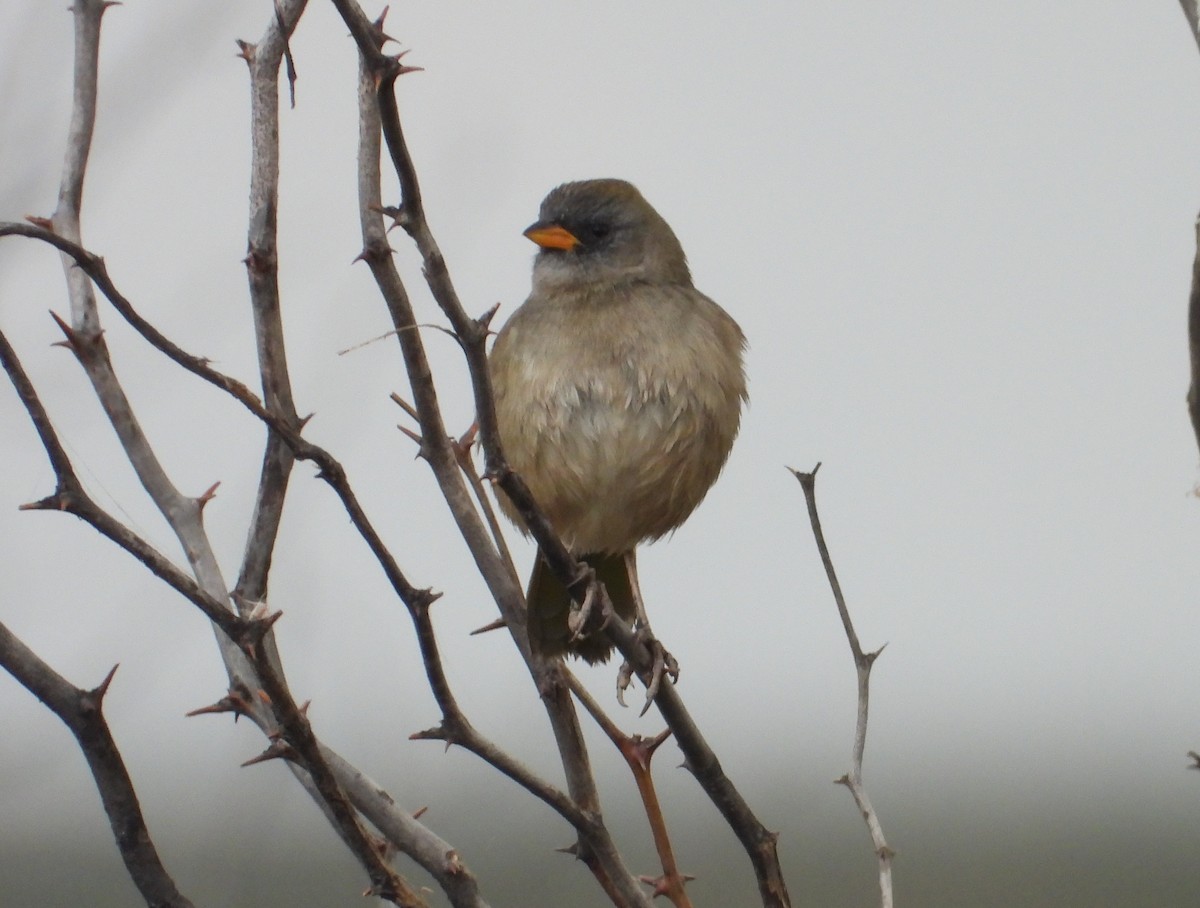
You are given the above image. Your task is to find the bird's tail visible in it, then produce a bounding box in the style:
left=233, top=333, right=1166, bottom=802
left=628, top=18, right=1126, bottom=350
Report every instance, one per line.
left=525, top=552, right=637, bottom=663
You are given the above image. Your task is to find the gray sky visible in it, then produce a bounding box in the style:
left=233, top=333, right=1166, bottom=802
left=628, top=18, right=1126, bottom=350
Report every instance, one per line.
left=2, top=3, right=1200, bottom=906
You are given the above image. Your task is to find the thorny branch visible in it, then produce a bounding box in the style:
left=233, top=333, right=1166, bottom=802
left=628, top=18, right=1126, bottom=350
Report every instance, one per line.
left=3, top=1, right=478, bottom=905
left=2, top=315, right=423, bottom=905
left=0, top=621, right=196, bottom=908
left=791, top=464, right=894, bottom=908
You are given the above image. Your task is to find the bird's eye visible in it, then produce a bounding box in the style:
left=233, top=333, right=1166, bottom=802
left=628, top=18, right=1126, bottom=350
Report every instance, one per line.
left=589, top=223, right=611, bottom=240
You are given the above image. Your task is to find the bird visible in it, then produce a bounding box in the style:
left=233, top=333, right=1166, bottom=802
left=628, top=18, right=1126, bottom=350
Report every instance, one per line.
left=489, top=178, right=747, bottom=664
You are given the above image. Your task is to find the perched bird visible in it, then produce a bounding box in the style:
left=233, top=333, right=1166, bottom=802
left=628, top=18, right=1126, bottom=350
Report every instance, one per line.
left=490, top=179, right=747, bottom=663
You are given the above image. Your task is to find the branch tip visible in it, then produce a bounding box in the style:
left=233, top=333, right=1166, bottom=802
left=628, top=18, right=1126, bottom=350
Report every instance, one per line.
left=18, top=493, right=68, bottom=512
left=409, top=724, right=447, bottom=742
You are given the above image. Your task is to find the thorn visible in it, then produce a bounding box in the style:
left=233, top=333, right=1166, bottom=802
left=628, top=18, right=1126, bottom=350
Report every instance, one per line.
left=638, top=873, right=691, bottom=897
left=92, top=663, right=120, bottom=701
left=241, top=739, right=296, bottom=767
left=379, top=204, right=409, bottom=230
left=25, top=215, right=54, bottom=231
left=554, top=842, right=580, bottom=857
left=475, top=302, right=501, bottom=332
left=48, top=310, right=81, bottom=352
left=469, top=617, right=507, bottom=636
left=196, top=481, right=221, bottom=510
left=833, top=774, right=851, bottom=787
left=412, top=805, right=428, bottom=820
left=399, top=425, right=423, bottom=446
left=234, top=39, right=255, bottom=63
left=370, top=6, right=394, bottom=49
left=390, top=392, right=419, bottom=420
left=186, top=691, right=253, bottom=719
left=453, top=422, right=477, bottom=453
left=387, top=51, right=424, bottom=78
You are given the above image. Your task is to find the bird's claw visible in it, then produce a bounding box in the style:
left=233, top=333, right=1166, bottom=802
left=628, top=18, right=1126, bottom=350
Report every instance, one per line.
left=616, top=660, right=635, bottom=708
left=566, top=582, right=603, bottom=643
left=616, top=625, right=679, bottom=715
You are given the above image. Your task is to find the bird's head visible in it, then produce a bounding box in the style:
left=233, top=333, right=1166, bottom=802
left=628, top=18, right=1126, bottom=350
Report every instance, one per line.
left=524, top=179, right=691, bottom=292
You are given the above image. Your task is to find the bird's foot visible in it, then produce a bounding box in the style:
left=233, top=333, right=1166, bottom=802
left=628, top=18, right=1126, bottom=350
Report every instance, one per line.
left=616, top=624, right=679, bottom=716
left=566, top=581, right=607, bottom=645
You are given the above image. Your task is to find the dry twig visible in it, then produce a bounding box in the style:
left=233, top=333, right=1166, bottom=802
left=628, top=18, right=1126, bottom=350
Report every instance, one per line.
left=791, top=464, right=894, bottom=908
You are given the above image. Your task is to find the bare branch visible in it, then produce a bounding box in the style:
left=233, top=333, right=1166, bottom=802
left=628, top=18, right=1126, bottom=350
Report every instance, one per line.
left=236, top=0, right=307, bottom=606
left=13, top=2, right=487, bottom=902
left=0, top=622, right=196, bottom=908
left=791, top=465, right=894, bottom=908
left=570, top=678, right=692, bottom=908
left=0, top=325, right=242, bottom=639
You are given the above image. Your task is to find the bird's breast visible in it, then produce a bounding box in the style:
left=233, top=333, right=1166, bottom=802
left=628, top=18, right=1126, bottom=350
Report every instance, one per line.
left=491, top=284, right=745, bottom=554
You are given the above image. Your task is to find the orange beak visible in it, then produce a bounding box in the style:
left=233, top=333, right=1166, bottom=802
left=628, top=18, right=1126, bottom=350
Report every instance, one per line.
left=523, top=223, right=580, bottom=251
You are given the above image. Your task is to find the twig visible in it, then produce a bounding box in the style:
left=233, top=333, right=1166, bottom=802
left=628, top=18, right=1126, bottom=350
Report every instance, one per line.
left=0, top=623, right=196, bottom=908
left=790, top=465, right=894, bottom=908
left=569, top=677, right=693, bottom=908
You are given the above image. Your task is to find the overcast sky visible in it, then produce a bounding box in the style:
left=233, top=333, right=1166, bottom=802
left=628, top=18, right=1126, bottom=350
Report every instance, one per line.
left=3, top=3, right=1200, bottom=907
